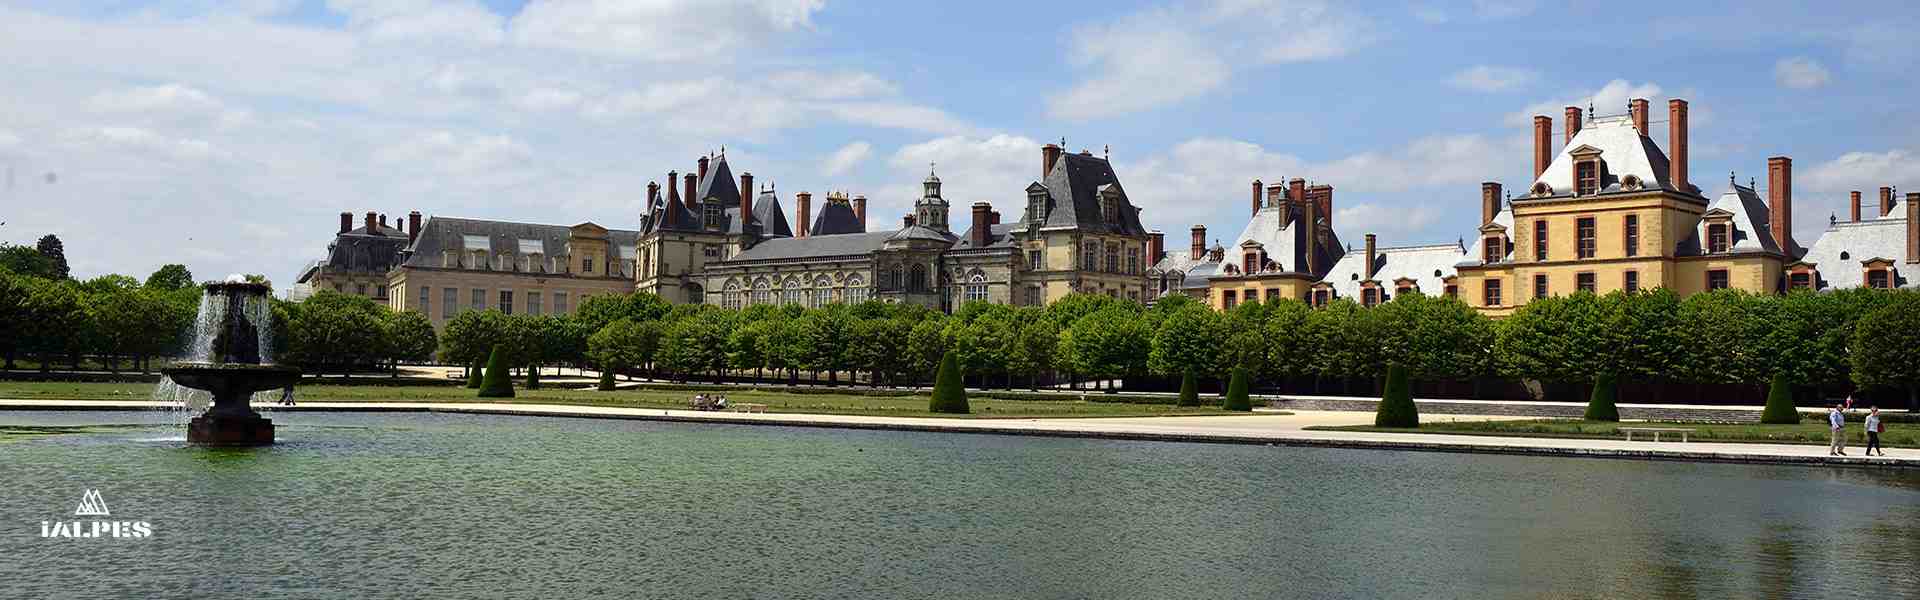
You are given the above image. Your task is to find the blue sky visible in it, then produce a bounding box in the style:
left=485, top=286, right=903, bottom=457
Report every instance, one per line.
left=2, top=0, right=1917, bottom=282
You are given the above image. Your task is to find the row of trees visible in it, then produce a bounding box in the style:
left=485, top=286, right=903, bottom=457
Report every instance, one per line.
left=0, top=266, right=202, bottom=371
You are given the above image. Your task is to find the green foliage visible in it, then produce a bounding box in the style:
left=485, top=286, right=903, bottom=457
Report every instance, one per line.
left=280, top=291, right=387, bottom=370
left=1222, top=366, right=1252, bottom=411
left=1177, top=371, right=1200, bottom=406
left=477, top=345, right=514, bottom=398
left=1851, top=292, right=1920, bottom=410
left=1306, top=299, right=1383, bottom=380
left=1584, top=373, right=1620, bottom=422
left=466, top=359, right=483, bottom=388
left=1149, top=307, right=1223, bottom=376
left=1260, top=300, right=1314, bottom=381
left=1760, top=372, right=1801, bottom=424
left=526, top=364, right=541, bottom=389
left=1673, top=290, right=1774, bottom=384
left=928, top=351, right=969, bottom=414
left=384, top=311, right=438, bottom=363
left=1061, top=306, right=1151, bottom=381
left=0, top=244, right=59, bottom=280
left=1375, top=364, right=1418, bottom=428
left=1374, top=292, right=1494, bottom=381
left=657, top=309, right=733, bottom=377
left=597, top=367, right=616, bottom=391
left=35, top=235, right=69, bottom=280
left=144, top=264, right=195, bottom=290
left=439, top=309, right=511, bottom=366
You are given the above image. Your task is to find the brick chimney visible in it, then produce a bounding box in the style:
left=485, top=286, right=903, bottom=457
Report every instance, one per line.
left=1564, top=106, right=1582, bottom=145
left=379, top=214, right=388, bottom=229
left=1289, top=178, right=1306, bottom=205
left=363, top=211, right=376, bottom=233
left=1190, top=225, right=1206, bottom=259
left=853, top=195, right=867, bottom=229
left=1882, top=186, right=1895, bottom=217
left=1768, top=156, right=1794, bottom=254
left=1363, top=233, right=1378, bottom=281
left=682, top=173, right=698, bottom=214
left=1533, top=115, right=1553, bottom=179
left=1269, top=183, right=1291, bottom=224
left=903, top=214, right=915, bottom=228
left=697, top=155, right=709, bottom=181
left=1303, top=193, right=1320, bottom=275
left=738, top=172, right=754, bottom=228
left=1251, top=179, right=1262, bottom=216
left=1850, top=191, right=1862, bottom=222
left=1908, top=193, right=1918, bottom=264
left=339, top=212, right=352, bottom=235
left=795, top=192, right=812, bottom=237
left=1482, top=182, right=1502, bottom=225
left=1311, top=185, right=1333, bottom=229
left=1042, top=143, right=1063, bottom=179
left=1630, top=98, right=1649, bottom=134
left=1669, top=99, right=1690, bottom=194
left=666, top=171, right=680, bottom=219
left=990, top=211, right=1001, bottom=225
left=1148, top=231, right=1164, bottom=263
left=408, top=211, right=422, bottom=244
left=971, top=202, right=991, bottom=247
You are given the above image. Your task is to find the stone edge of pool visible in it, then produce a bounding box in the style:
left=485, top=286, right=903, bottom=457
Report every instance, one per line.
left=4, top=400, right=1914, bottom=470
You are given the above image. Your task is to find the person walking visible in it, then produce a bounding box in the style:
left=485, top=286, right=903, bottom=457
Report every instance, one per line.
left=1864, top=407, right=1885, bottom=457
left=1828, top=403, right=1848, bottom=456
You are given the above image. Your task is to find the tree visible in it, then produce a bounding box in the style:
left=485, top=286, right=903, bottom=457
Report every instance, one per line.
left=282, top=291, right=386, bottom=374
left=1673, top=290, right=1773, bottom=385
left=477, top=345, right=514, bottom=398
left=384, top=311, right=438, bottom=373
left=1177, top=371, right=1200, bottom=407
left=36, top=234, right=70, bottom=280
left=1004, top=314, right=1057, bottom=390
left=144, top=264, right=195, bottom=291
left=466, top=358, right=483, bottom=388
left=851, top=316, right=913, bottom=387
left=1222, top=366, right=1252, bottom=411
left=1494, top=293, right=1617, bottom=385
left=1376, top=364, right=1418, bottom=428
left=796, top=309, right=858, bottom=384
left=22, top=279, right=88, bottom=372
left=1760, top=372, right=1801, bottom=424
left=928, top=351, right=969, bottom=414
left=1585, top=373, right=1620, bottom=422
left=1062, top=306, right=1151, bottom=388
left=1148, top=307, right=1223, bottom=378
left=1851, top=292, right=1920, bottom=411
left=657, top=310, right=732, bottom=380
left=1261, top=300, right=1315, bottom=383
left=598, top=367, right=616, bottom=391
left=1305, top=299, right=1384, bottom=384
left=0, top=271, right=29, bottom=368
left=903, top=317, right=948, bottom=385
left=0, top=244, right=58, bottom=279
left=1374, top=293, right=1495, bottom=382
left=440, top=309, right=511, bottom=368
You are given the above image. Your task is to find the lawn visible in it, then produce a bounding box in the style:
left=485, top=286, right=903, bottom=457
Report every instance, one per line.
left=1315, top=419, right=1919, bottom=448
left=0, top=381, right=1241, bottom=419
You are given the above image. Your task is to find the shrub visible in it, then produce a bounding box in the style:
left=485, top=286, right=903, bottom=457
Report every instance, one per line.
left=1760, top=372, right=1801, bottom=424
left=597, top=366, right=616, bottom=391
left=1177, top=371, right=1200, bottom=407
left=477, top=345, right=514, bottom=398
left=928, top=351, right=970, bottom=414
left=1584, top=373, right=1620, bottom=422
left=1222, top=367, right=1252, bottom=411
left=526, top=365, right=542, bottom=390
left=465, top=359, right=483, bottom=389
left=1376, top=364, right=1418, bottom=428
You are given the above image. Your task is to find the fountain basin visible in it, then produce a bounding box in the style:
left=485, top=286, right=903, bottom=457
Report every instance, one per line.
left=164, top=362, right=301, bottom=446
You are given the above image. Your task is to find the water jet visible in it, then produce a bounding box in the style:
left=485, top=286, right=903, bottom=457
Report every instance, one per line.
left=161, top=281, right=299, bottom=446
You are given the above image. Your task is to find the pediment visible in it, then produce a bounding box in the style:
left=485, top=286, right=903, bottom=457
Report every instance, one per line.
left=1568, top=144, right=1604, bottom=157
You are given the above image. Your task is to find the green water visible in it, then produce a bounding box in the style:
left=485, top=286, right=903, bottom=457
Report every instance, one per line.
left=4, top=411, right=1918, bottom=599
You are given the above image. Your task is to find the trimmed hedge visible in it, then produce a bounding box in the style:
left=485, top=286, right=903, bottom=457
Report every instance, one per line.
left=477, top=345, right=514, bottom=398
left=526, top=365, right=542, bottom=390
left=1177, top=372, right=1200, bottom=407
left=465, top=359, right=483, bottom=389
left=1222, top=367, right=1252, bottom=411
left=1760, top=373, right=1801, bottom=424
left=928, top=352, right=969, bottom=414
left=1584, top=373, right=1620, bottom=422
left=597, top=367, right=617, bottom=391
left=1376, top=364, right=1418, bottom=428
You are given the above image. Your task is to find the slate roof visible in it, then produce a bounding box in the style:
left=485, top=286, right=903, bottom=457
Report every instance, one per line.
left=1530, top=115, right=1689, bottom=197
left=1797, top=203, right=1914, bottom=289
left=1149, top=247, right=1225, bottom=291
left=1226, top=202, right=1346, bottom=275
left=810, top=198, right=865, bottom=236
left=1676, top=183, right=1797, bottom=257
left=643, top=155, right=749, bottom=235
left=1322, top=243, right=1465, bottom=299
left=949, top=223, right=1021, bottom=251
left=402, top=216, right=638, bottom=269
left=885, top=224, right=958, bottom=245
left=751, top=191, right=793, bottom=238
left=727, top=230, right=896, bottom=262
left=1033, top=152, right=1149, bottom=235
left=299, top=223, right=411, bottom=282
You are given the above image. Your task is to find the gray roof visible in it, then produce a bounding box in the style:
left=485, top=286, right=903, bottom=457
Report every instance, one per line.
left=306, top=222, right=410, bottom=280
left=1322, top=243, right=1465, bottom=299
left=810, top=198, right=865, bottom=236
left=751, top=191, right=793, bottom=238
left=950, top=223, right=1020, bottom=251
left=1149, top=248, right=1224, bottom=291
left=643, top=155, right=748, bottom=235
left=728, top=230, right=895, bottom=262
left=1031, top=152, right=1149, bottom=235
left=1226, top=202, right=1345, bottom=275
left=1458, top=203, right=1516, bottom=267
left=1677, top=183, right=1795, bottom=257
left=1529, top=115, right=1689, bottom=197
left=885, top=224, right=958, bottom=244
left=1797, top=205, right=1914, bottom=289
left=402, top=216, right=638, bottom=268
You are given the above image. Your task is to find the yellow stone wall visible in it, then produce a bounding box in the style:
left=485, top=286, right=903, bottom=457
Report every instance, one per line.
left=1206, top=275, right=1313, bottom=310
left=387, top=267, right=635, bottom=328
left=1671, top=256, right=1780, bottom=295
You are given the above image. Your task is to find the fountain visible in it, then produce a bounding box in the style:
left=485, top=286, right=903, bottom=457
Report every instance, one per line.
left=162, top=279, right=300, bottom=446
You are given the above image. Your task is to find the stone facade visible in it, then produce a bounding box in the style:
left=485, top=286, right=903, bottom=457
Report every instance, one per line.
left=381, top=219, right=639, bottom=327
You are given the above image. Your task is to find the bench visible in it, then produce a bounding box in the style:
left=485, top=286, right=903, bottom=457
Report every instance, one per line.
left=732, top=403, right=769, bottom=414
left=1620, top=426, right=1695, bottom=443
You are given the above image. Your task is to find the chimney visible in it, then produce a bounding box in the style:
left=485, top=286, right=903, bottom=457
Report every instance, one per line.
left=1630, top=98, right=1649, bottom=135
left=1041, top=143, right=1063, bottom=179
left=1148, top=231, right=1164, bottom=263
left=1363, top=233, right=1378, bottom=281
left=1312, top=185, right=1334, bottom=229
left=1269, top=183, right=1291, bottom=224
left=1564, top=106, right=1582, bottom=145
left=1908, top=193, right=1918, bottom=264
left=1289, top=178, right=1306, bottom=204
left=339, top=212, right=352, bottom=235
left=1669, top=99, right=1690, bottom=194
left=739, top=172, right=754, bottom=228
left=1303, top=194, right=1320, bottom=275
left=666, top=171, right=680, bottom=219
left=853, top=195, right=867, bottom=229
left=1251, top=179, right=1263, bottom=216
left=364, top=211, right=376, bottom=233
left=903, top=214, right=916, bottom=228
left=697, top=155, right=709, bottom=181
left=408, top=211, right=422, bottom=244
left=1532, top=115, right=1553, bottom=178
left=682, top=173, right=698, bottom=214
left=795, top=192, right=812, bottom=237
left=1768, top=156, right=1794, bottom=254
left=1190, top=225, right=1206, bottom=259
left=971, top=203, right=991, bottom=247
left=1882, top=186, right=1896, bottom=217
left=379, top=214, right=388, bottom=229
left=990, top=211, right=1001, bottom=225
left=1481, top=182, right=1503, bottom=225
left=1851, top=191, right=1863, bottom=222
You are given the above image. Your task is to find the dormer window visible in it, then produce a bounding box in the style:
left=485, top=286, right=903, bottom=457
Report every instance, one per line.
left=1531, top=182, right=1553, bottom=197
left=1707, top=223, right=1729, bottom=253
left=1576, top=161, right=1599, bottom=196
left=1243, top=251, right=1260, bottom=274
left=1864, top=259, right=1895, bottom=289
left=1483, top=236, right=1504, bottom=263
left=704, top=202, right=723, bottom=230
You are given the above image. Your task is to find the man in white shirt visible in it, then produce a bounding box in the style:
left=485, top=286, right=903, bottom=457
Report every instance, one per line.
left=1828, top=404, right=1847, bottom=456
left=1864, top=407, right=1885, bottom=457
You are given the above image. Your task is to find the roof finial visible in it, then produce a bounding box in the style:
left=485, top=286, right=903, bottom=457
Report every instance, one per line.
left=929, top=161, right=936, bottom=176
left=1730, top=171, right=1736, bottom=185
left=1103, top=144, right=1110, bottom=160
left=1587, top=99, right=1594, bottom=117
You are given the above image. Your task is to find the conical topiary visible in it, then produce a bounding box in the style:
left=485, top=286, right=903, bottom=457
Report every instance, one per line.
left=526, top=364, right=542, bottom=390
left=477, top=345, right=514, bottom=398
left=928, top=351, right=970, bottom=414
left=1760, top=372, right=1801, bottom=424
left=597, top=365, right=617, bottom=391
left=1176, top=371, right=1201, bottom=407
left=1375, top=364, right=1418, bottom=428
left=1222, top=366, right=1252, bottom=411
left=1585, top=373, right=1620, bottom=422
left=466, top=358, right=484, bottom=388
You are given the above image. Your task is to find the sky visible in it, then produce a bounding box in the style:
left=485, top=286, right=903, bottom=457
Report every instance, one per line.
left=2, top=0, right=1918, bottom=282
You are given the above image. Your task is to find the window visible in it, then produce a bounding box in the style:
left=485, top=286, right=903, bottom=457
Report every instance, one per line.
left=1105, top=243, right=1119, bottom=273
left=751, top=279, right=771, bottom=305
left=722, top=281, right=743, bottom=310
left=554, top=292, right=569, bottom=314
left=472, top=288, right=486, bottom=311
left=1706, top=269, right=1730, bottom=290
left=1624, top=271, right=1640, bottom=293
left=1024, top=287, right=1041, bottom=306
left=1396, top=284, right=1414, bottom=297
left=1576, top=217, right=1596, bottom=259
left=1534, top=220, right=1549, bottom=261
left=814, top=276, right=834, bottom=307
left=845, top=276, right=869, bottom=303
left=686, top=283, right=703, bottom=304
left=1312, top=289, right=1330, bottom=308
left=1867, top=269, right=1891, bottom=289
left=1244, top=252, right=1260, bottom=274
left=704, top=203, right=723, bottom=229
left=1222, top=289, right=1238, bottom=309
left=1444, top=284, right=1458, bottom=298
left=1707, top=224, right=1729, bottom=253
left=783, top=278, right=804, bottom=305
left=498, top=290, right=514, bottom=314
left=887, top=266, right=904, bottom=291
left=1266, top=289, right=1282, bottom=303
left=582, top=256, right=594, bottom=273
left=964, top=273, right=988, bottom=303
left=703, top=244, right=720, bottom=258
left=1028, top=250, right=1043, bottom=271
left=1483, top=280, right=1502, bottom=307
left=528, top=292, right=542, bottom=316
left=1624, top=215, right=1640, bottom=257
left=1576, top=161, right=1599, bottom=196
left=356, top=283, right=368, bottom=296
left=414, top=287, right=427, bottom=316
left=443, top=288, right=458, bottom=318
left=1127, top=248, right=1140, bottom=274
left=374, top=284, right=387, bottom=299
left=1082, top=241, right=1097, bottom=270
left=1788, top=272, right=1812, bottom=291
left=1576, top=272, right=1596, bottom=294
left=1484, top=237, right=1504, bottom=263
left=1361, top=288, right=1379, bottom=307
left=909, top=265, right=928, bottom=293
left=1534, top=274, right=1549, bottom=299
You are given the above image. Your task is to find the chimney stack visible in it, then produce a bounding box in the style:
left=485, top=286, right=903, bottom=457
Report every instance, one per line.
left=903, top=214, right=916, bottom=228
left=1363, top=233, right=1378, bottom=281
left=408, top=211, right=422, bottom=244
left=697, top=155, right=709, bottom=181
left=1251, top=179, right=1263, bottom=216
left=339, top=212, right=352, bottom=235
left=1882, top=186, right=1896, bottom=217
left=1564, top=106, right=1582, bottom=145
left=796, top=192, right=812, bottom=237
left=1768, top=156, right=1794, bottom=254
left=1303, top=193, right=1320, bottom=275
left=1148, top=231, right=1164, bottom=263
left=364, top=211, right=376, bottom=233
left=971, top=203, right=991, bottom=247
left=1630, top=98, right=1649, bottom=134
left=1042, top=143, right=1063, bottom=179
left=1190, top=225, right=1206, bottom=259
left=1482, top=182, right=1503, bottom=225
left=990, top=211, right=1001, bottom=225
left=1532, top=115, right=1553, bottom=179
left=1289, top=178, right=1306, bottom=205
left=1311, top=185, right=1334, bottom=229
left=682, top=173, right=698, bottom=214
left=379, top=214, right=388, bottom=229
left=1907, top=192, right=1918, bottom=264
left=739, top=172, right=754, bottom=229
left=1851, top=191, right=1863, bottom=222
left=852, top=195, right=867, bottom=229
left=1669, top=99, right=1690, bottom=194
left=666, top=171, right=680, bottom=221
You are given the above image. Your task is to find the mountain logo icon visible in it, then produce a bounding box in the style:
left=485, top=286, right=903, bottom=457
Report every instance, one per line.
left=73, top=489, right=110, bottom=517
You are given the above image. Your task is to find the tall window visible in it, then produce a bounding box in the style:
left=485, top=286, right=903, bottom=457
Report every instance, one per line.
left=1483, top=280, right=1502, bottom=307
left=418, top=287, right=431, bottom=317
left=1576, top=272, right=1596, bottom=293
left=1624, top=215, right=1640, bottom=257
left=554, top=292, right=568, bottom=314
left=499, top=290, right=514, bottom=314
left=1024, top=287, right=1041, bottom=306
left=751, top=279, right=771, bottom=305
left=1082, top=241, right=1098, bottom=270
left=722, top=281, right=743, bottom=310
left=528, top=292, right=543, bottom=316
left=909, top=265, right=928, bottom=293
left=1576, top=217, right=1596, bottom=259
left=1484, top=237, right=1504, bottom=263
left=1534, top=220, right=1549, bottom=261
left=1624, top=271, right=1640, bottom=293
left=1533, top=273, right=1549, bottom=299
left=1127, top=248, right=1140, bottom=274
left=472, top=288, right=486, bottom=311
left=1444, top=284, right=1458, bottom=298
left=1361, top=287, right=1379, bottom=307
left=845, top=276, right=868, bottom=303
left=1576, top=161, right=1598, bottom=196
left=1867, top=269, right=1891, bottom=289
left=1706, top=269, right=1730, bottom=290
left=1105, top=243, right=1119, bottom=273
left=704, top=203, right=723, bottom=229
left=582, top=256, right=594, bottom=274
left=1266, top=289, right=1281, bottom=303
left=1312, top=289, right=1330, bottom=307
left=783, top=278, right=804, bottom=305
left=356, top=283, right=368, bottom=296
left=813, top=275, right=834, bottom=307
left=443, top=288, right=457, bottom=318
left=1707, top=224, right=1729, bottom=253
left=1222, top=289, right=1238, bottom=309
left=964, top=273, right=988, bottom=302
left=1028, top=250, right=1043, bottom=271
left=1244, top=252, right=1260, bottom=274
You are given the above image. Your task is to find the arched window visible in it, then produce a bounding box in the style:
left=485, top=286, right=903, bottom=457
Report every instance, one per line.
left=964, top=272, right=988, bottom=303
left=909, top=264, right=928, bottom=292
left=845, top=275, right=868, bottom=303
left=813, top=275, right=834, bottom=307
left=889, top=265, right=904, bottom=291
left=751, top=278, right=771, bottom=306
left=722, top=280, right=743, bottom=310
left=782, top=276, right=804, bottom=305
left=685, top=283, right=703, bottom=304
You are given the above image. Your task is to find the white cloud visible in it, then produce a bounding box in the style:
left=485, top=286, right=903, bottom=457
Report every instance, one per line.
left=327, top=0, right=504, bottom=43
left=508, top=0, right=825, bottom=61
left=868, top=135, right=1041, bottom=223
left=1470, top=0, right=1537, bottom=19
left=1773, top=57, right=1831, bottom=89
left=1507, top=79, right=1663, bottom=126
left=1447, top=65, right=1536, bottom=93
left=821, top=141, right=871, bottom=176
left=373, top=131, right=533, bottom=175
left=59, top=126, right=231, bottom=163
left=1802, top=150, right=1920, bottom=190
